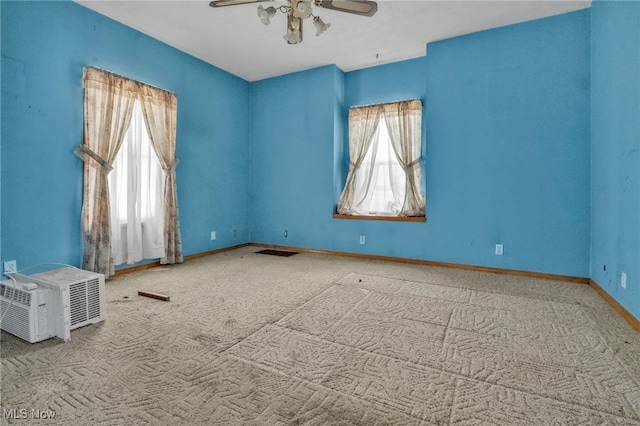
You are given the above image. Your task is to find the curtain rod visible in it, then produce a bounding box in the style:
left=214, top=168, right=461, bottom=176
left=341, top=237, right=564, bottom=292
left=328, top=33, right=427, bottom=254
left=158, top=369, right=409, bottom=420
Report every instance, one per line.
left=349, top=98, right=422, bottom=110
left=84, top=65, right=176, bottom=96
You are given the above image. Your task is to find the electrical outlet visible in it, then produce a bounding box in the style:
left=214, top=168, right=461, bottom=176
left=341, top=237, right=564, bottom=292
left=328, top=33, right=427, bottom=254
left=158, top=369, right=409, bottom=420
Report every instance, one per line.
left=359, top=235, right=366, bottom=245
left=232, top=229, right=237, bottom=239
left=495, top=244, right=503, bottom=256
left=4, top=260, right=17, bottom=274
left=284, top=230, right=288, bottom=238
left=621, top=271, right=627, bottom=289
left=211, top=231, right=216, bottom=241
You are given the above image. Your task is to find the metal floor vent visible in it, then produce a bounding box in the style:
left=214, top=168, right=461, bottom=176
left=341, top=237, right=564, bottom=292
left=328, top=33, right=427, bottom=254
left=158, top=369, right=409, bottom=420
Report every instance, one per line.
left=255, top=249, right=299, bottom=257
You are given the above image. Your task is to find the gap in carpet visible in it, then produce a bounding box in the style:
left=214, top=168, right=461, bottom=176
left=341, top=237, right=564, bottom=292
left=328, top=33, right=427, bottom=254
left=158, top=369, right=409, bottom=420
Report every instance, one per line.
left=255, top=249, right=299, bottom=257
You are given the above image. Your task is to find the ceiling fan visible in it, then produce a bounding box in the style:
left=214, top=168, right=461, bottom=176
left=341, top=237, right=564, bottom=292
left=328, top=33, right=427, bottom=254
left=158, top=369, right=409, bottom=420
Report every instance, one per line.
left=209, top=0, right=378, bottom=44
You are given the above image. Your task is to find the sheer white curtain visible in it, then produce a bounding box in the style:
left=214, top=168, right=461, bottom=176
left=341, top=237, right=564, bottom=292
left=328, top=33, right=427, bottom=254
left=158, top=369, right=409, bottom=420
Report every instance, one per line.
left=351, top=118, right=406, bottom=215
left=109, top=100, right=165, bottom=265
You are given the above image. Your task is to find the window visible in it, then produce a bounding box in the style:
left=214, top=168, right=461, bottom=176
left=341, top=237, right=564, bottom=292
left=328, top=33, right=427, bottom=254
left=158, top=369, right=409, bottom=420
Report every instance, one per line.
left=79, top=66, right=181, bottom=278
left=108, top=100, right=165, bottom=265
left=336, top=100, right=425, bottom=219
left=352, top=117, right=406, bottom=215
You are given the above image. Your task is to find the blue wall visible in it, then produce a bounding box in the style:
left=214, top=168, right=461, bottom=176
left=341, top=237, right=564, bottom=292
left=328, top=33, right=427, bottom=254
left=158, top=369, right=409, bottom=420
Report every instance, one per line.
left=1, top=1, right=251, bottom=273
left=250, top=10, right=591, bottom=278
left=250, top=65, right=342, bottom=248
left=423, top=10, right=591, bottom=276
left=590, top=0, right=640, bottom=320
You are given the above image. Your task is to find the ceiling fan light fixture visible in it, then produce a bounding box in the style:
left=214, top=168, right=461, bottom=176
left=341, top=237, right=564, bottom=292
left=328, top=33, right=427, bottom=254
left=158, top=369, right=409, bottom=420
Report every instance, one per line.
left=284, top=14, right=303, bottom=44
left=291, top=0, right=313, bottom=19
left=312, top=16, right=330, bottom=36
left=209, top=0, right=377, bottom=44
left=283, top=29, right=302, bottom=44
left=257, top=5, right=276, bottom=25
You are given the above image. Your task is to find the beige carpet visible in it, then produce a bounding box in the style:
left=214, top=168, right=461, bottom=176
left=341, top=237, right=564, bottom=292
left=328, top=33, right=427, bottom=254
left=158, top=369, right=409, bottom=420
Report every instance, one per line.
left=1, top=246, right=639, bottom=425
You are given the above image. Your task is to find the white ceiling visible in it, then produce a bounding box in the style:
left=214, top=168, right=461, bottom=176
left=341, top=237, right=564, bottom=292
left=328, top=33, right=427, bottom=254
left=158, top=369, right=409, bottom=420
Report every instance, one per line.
left=76, top=0, right=591, bottom=82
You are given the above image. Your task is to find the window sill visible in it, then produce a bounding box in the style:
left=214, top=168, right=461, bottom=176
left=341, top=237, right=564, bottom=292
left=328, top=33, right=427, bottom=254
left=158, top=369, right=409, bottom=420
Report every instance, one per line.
left=333, top=214, right=425, bottom=223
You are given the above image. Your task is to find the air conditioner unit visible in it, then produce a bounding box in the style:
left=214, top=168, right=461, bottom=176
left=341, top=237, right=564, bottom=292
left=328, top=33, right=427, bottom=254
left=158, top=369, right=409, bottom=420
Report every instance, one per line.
left=0, top=267, right=106, bottom=343
left=0, top=280, right=57, bottom=343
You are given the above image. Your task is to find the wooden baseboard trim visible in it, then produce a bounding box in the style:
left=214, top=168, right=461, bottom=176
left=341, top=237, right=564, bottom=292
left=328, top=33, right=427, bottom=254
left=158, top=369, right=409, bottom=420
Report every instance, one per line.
left=183, top=243, right=251, bottom=261
left=113, top=243, right=250, bottom=277
left=115, top=243, right=588, bottom=285
left=113, top=261, right=162, bottom=276
left=589, top=279, right=640, bottom=332
left=249, top=243, right=589, bottom=284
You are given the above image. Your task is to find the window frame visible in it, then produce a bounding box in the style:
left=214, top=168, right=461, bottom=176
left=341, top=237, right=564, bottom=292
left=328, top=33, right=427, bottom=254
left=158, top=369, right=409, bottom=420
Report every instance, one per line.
left=332, top=213, right=426, bottom=222
left=335, top=99, right=426, bottom=221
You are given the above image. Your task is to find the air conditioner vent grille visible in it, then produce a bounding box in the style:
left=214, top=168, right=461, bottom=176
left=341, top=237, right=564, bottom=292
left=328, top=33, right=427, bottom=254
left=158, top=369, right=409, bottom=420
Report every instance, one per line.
left=0, top=299, right=31, bottom=341
left=0, top=284, right=31, bottom=306
left=69, top=282, right=88, bottom=326
left=87, top=279, right=101, bottom=320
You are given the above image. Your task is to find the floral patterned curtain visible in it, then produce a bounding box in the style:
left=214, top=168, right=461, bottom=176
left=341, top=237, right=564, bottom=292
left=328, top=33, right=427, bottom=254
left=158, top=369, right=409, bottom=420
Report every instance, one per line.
left=139, top=87, right=183, bottom=265
left=337, top=105, right=382, bottom=214
left=78, top=67, right=137, bottom=277
left=78, top=67, right=183, bottom=277
left=382, top=100, right=425, bottom=217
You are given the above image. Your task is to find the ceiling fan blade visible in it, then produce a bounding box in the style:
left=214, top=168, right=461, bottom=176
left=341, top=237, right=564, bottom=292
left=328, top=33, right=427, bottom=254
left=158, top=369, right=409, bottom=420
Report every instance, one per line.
left=317, top=0, right=377, bottom=17
left=209, top=0, right=269, bottom=8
